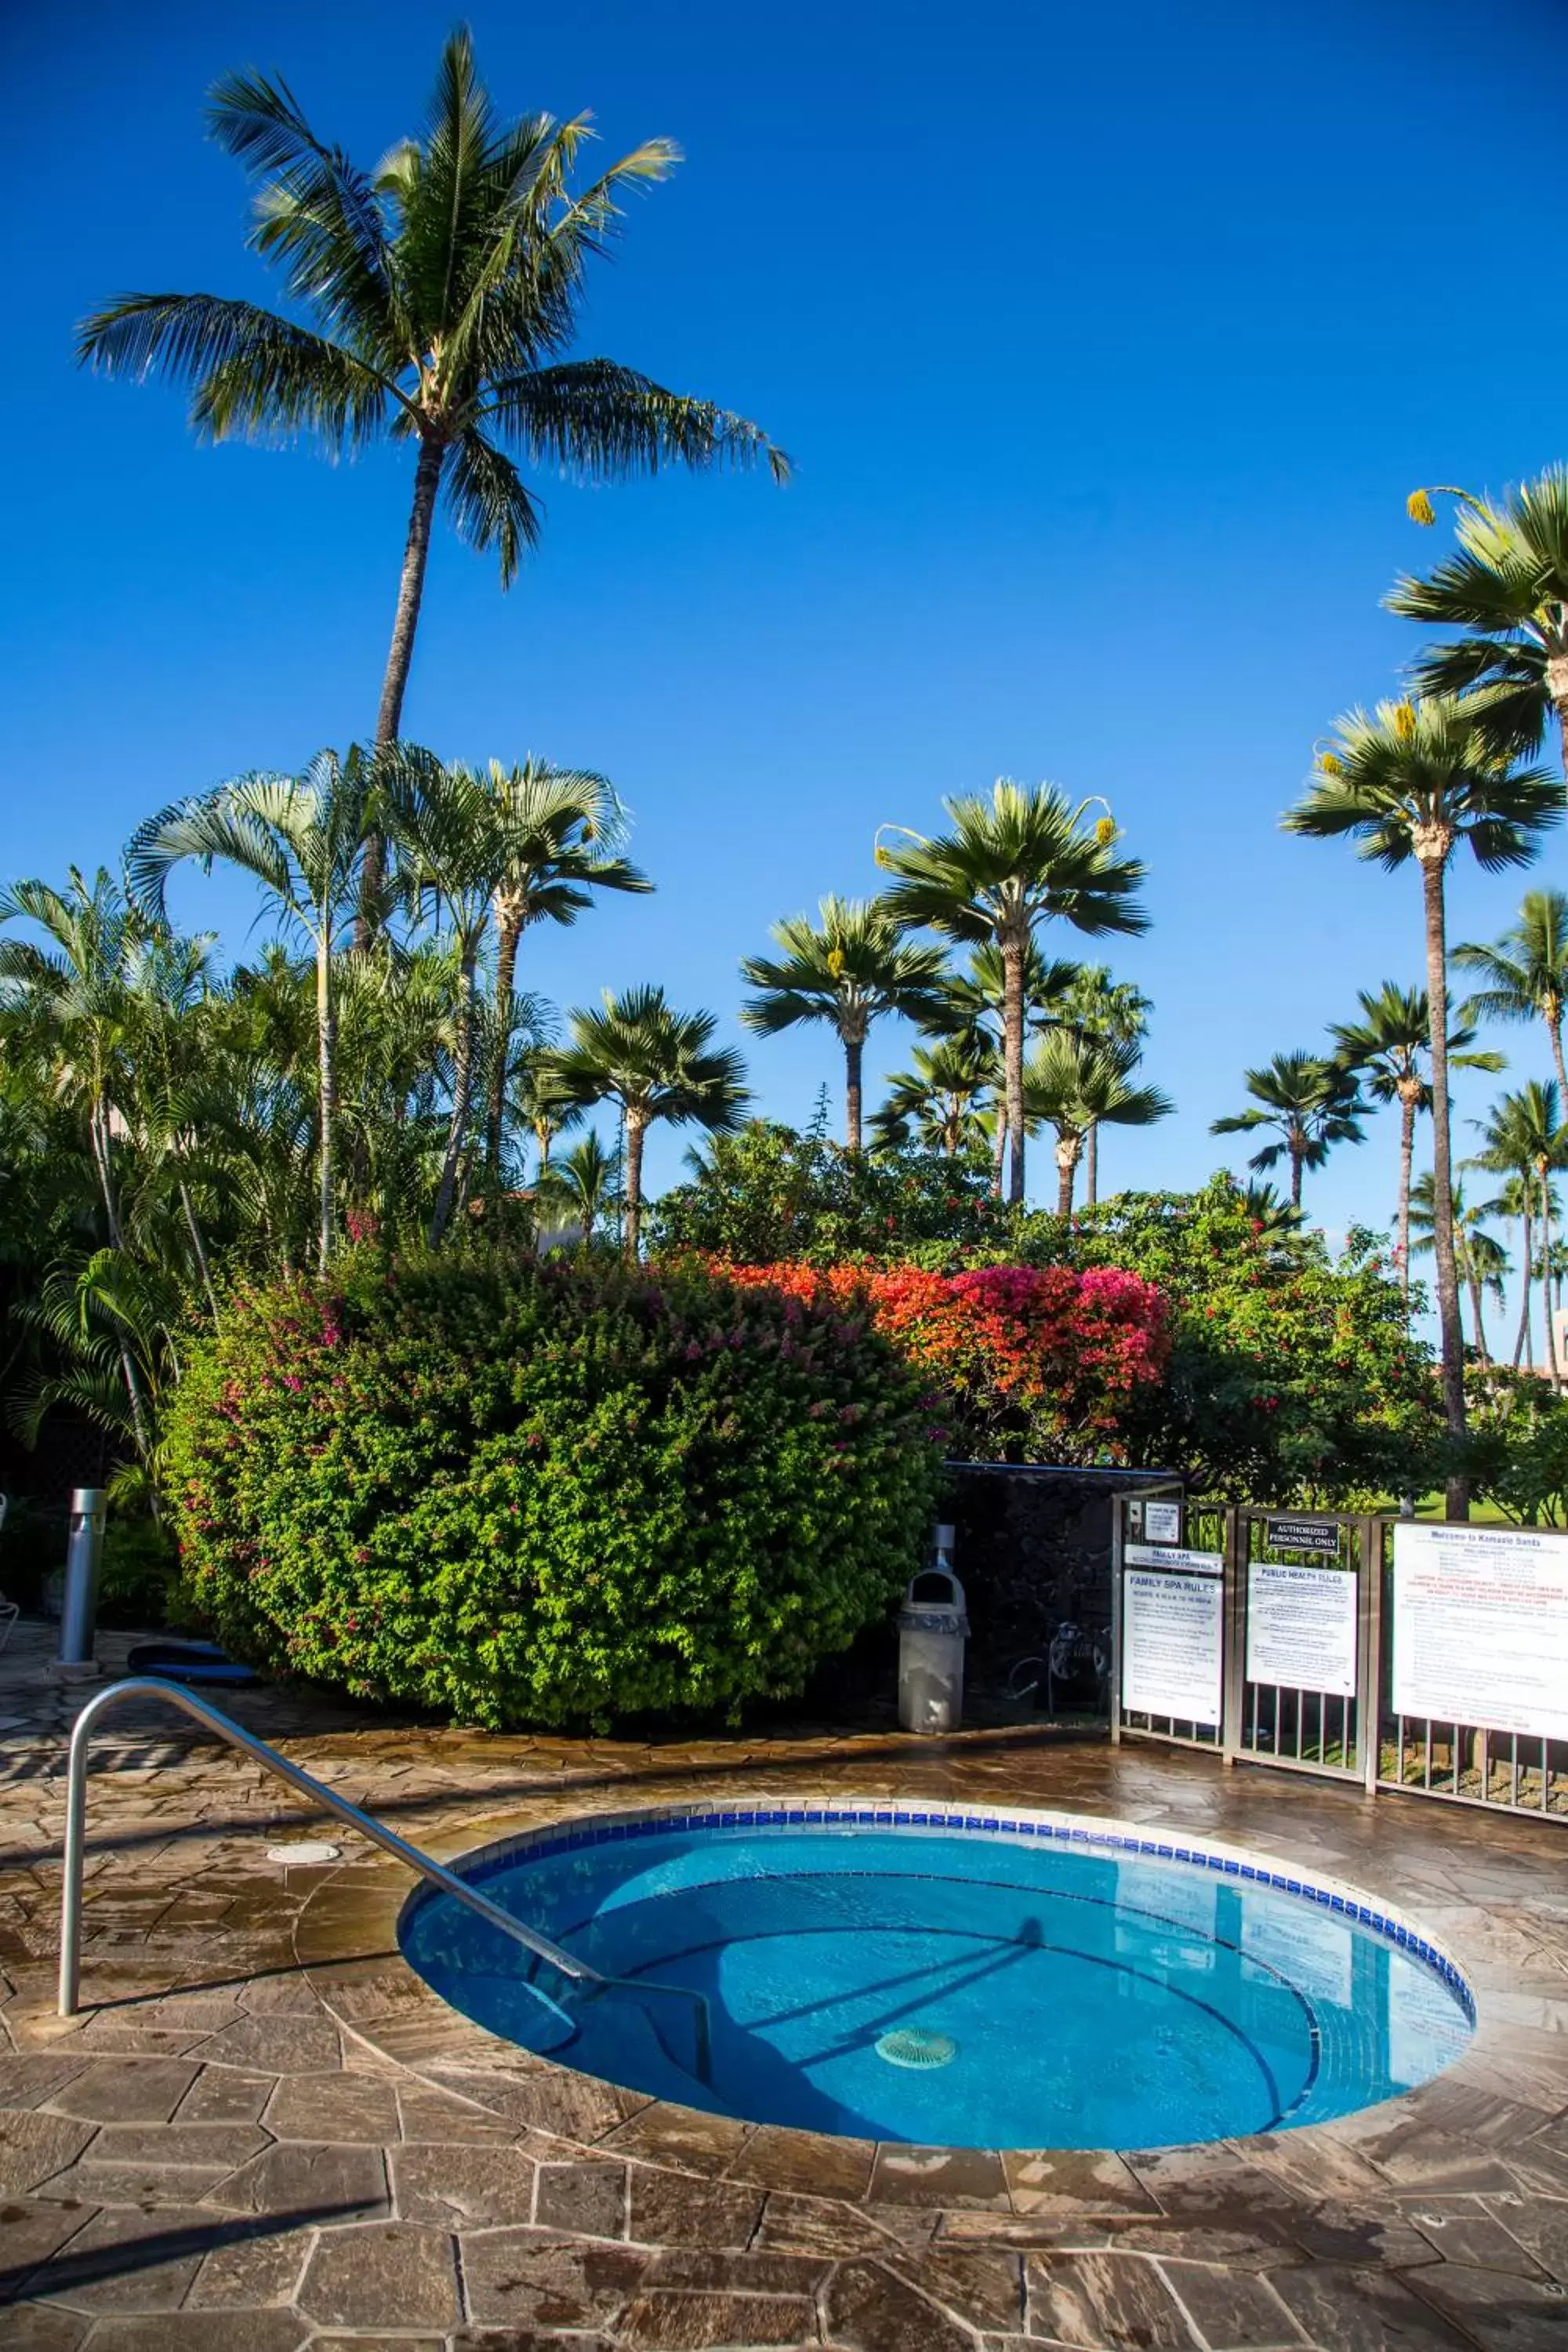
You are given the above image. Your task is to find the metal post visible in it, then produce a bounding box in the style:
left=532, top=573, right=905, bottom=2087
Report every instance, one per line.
left=1221, top=1506, right=1245, bottom=1767
left=56, top=1489, right=107, bottom=1672
left=1109, top=1497, right=1125, bottom=1744
left=1361, top=1516, right=1385, bottom=1799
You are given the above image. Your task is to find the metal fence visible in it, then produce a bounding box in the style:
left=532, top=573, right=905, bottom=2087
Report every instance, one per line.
left=1110, top=1500, right=1568, bottom=1821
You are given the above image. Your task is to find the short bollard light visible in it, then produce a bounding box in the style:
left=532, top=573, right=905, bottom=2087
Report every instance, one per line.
left=56, top=1488, right=107, bottom=1680
left=896, top=1526, right=968, bottom=1733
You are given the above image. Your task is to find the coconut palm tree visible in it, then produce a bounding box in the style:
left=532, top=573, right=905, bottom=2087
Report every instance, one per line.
left=1410, top=1174, right=1508, bottom=1367
left=1454, top=890, right=1568, bottom=1102
left=78, top=30, right=785, bottom=920
left=1284, top=695, right=1562, bottom=1508
left=1024, top=1032, right=1172, bottom=1218
left=877, top=783, right=1147, bottom=1205
left=871, top=1034, right=997, bottom=1158
left=510, top=1048, right=586, bottom=1178
left=1213, top=1053, right=1365, bottom=1211
left=550, top=985, right=748, bottom=1257
left=1060, top=965, right=1152, bottom=1206
left=479, top=760, right=650, bottom=1177
left=1472, top=1083, right=1568, bottom=1384
left=740, top=898, right=949, bottom=1152
left=921, top=942, right=1080, bottom=1193
left=1391, top=472, right=1568, bottom=766
left=128, top=747, right=383, bottom=1272
left=1329, top=983, right=1503, bottom=1306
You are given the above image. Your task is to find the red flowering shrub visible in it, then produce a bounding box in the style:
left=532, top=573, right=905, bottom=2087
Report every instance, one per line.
left=702, top=1259, right=1168, bottom=1462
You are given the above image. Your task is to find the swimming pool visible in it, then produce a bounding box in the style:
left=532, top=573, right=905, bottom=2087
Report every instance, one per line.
left=399, top=1801, right=1474, bottom=2151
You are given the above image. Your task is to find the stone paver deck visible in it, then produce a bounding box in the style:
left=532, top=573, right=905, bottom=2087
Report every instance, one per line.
left=3, top=1621, right=1568, bottom=2348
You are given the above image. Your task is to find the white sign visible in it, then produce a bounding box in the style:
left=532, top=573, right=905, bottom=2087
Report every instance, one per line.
left=1124, top=1543, right=1222, bottom=1577
left=1143, top=1501, right=1182, bottom=1545
left=1246, top=1563, right=1359, bottom=1698
left=1122, top=1566, right=1225, bottom=1726
left=1392, top=1522, right=1568, bottom=1742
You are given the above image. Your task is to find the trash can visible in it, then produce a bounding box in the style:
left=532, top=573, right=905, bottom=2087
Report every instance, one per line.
left=897, top=1527, right=968, bottom=1733
left=56, top=1489, right=107, bottom=1679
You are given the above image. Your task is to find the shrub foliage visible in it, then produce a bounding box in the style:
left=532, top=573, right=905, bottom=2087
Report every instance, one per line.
left=649, top=1122, right=1004, bottom=1263
left=165, top=1247, right=942, bottom=1728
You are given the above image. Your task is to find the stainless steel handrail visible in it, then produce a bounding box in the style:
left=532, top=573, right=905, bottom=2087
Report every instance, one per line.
left=56, top=1677, right=712, bottom=2082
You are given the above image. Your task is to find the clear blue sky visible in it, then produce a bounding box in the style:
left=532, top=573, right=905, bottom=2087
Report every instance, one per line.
left=5, top=0, right=1568, bottom=1311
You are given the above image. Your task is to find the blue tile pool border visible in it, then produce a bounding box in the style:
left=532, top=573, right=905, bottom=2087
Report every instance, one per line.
left=402, top=1797, right=1476, bottom=2025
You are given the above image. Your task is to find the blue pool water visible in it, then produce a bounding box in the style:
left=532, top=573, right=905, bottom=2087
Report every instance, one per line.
left=400, top=1813, right=1474, bottom=2150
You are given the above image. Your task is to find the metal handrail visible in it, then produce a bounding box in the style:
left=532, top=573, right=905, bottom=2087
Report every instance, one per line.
left=56, top=1677, right=711, bottom=2083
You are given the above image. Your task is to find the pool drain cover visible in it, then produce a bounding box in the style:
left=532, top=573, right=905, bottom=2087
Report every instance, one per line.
left=876, top=2027, right=957, bottom=2070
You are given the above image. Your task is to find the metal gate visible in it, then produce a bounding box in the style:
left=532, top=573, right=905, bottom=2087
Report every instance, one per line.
left=1110, top=1500, right=1568, bottom=1819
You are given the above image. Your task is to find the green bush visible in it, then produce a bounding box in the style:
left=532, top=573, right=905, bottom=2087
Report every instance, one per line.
left=1014, top=1176, right=1445, bottom=1504
left=648, top=1120, right=1004, bottom=1265
left=163, top=1246, right=942, bottom=1729
left=99, top=1515, right=183, bottom=1628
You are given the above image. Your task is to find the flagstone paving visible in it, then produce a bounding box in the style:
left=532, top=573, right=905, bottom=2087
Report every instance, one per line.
left=3, top=1620, right=1568, bottom=2347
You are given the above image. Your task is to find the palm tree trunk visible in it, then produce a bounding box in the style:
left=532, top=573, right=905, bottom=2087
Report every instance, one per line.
left=358, top=434, right=447, bottom=946
left=180, top=1181, right=220, bottom=1324
left=485, top=910, right=521, bottom=1180
left=1419, top=853, right=1468, bottom=1516
left=1396, top=1091, right=1416, bottom=1309
left=1055, top=1137, right=1078, bottom=1219
left=844, top=1033, right=864, bottom=1154
left=1468, top=1275, right=1490, bottom=1369
left=622, top=1109, right=647, bottom=1261
left=315, top=934, right=336, bottom=1276
left=428, top=949, right=477, bottom=1247
left=991, top=1112, right=1006, bottom=1196
left=1544, top=1167, right=1561, bottom=1388
left=1085, top=1120, right=1099, bottom=1210
left=1290, top=1143, right=1304, bottom=1211
left=1549, top=1011, right=1568, bottom=1107
left=1515, top=1205, right=1534, bottom=1370
left=1003, top=935, right=1026, bottom=1207
left=87, top=1097, right=154, bottom=1471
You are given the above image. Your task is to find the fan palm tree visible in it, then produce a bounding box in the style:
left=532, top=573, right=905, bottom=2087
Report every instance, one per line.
left=550, top=985, right=749, bottom=1257
left=1472, top=1083, right=1568, bottom=1385
left=1410, top=1174, right=1508, bottom=1368
left=1284, top=695, right=1562, bottom=1507
left=924, top=942, right=1081, bottom=1192
left=1391, top=472, right=1568, bottom=766
left=1329, top=983, right=1503, bottom=1306
left=740, top=898, right=949, bottom=1151
left=78, top=30, right=785, bottom=921
left=536, top=1131, right=621, bottom=1243
left=128, top=746, right=383, bottom=1271
left=1024, top=1032, right=1172, bottom=1218
left=1454, top=890, right=1568, bottom=1102
left=479, top=760, right=650, bottom=1176
left=871, top=1034, right=998, bottom=1158
left=877, top=782, right=1147, bottom=1205
left=1240, top=1180, right=1303, bottom=1241
left=1212, top=1052, right=1365, bottom=1211
left=1060, top=965, right=1152, bottom=1206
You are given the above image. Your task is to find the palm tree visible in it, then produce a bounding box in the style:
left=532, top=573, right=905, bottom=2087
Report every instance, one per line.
left=550, top=985, right=748, bottom=1256
left=1284, top=695, right=1562, bottom=1509
left=1454, top=890, right=1568, bottom=1102
left=1213, top=1052, right=1364, bottom=1210
left=1410, top=1174, right=1508, bottom=1367
left=128, top=747, right=383, bottom=1272
left=1240, top=1180, right=1303, bottom=1240
left=1472, top=1083, right=1568, bottom=1384
left=1329, top=983, right=1503, bottom=1306
left=78, top=31, right=785, bottom=919
left=921, top=942, right=1080, bottom=1193
left=536, top=1131, right=621, bottom=1243
left=877, top=782, right=1147, bottom=1205
left=1024, top=1032, right=1172, bottom=1218
left=1059, top=965, right=1152, bottom=1206
left=1391, top=472, right=1568, bottom=766
left=479, top=760, right=650, bottom=1176
left=740, top=898, right=948, bottom=1151
left=510, top=1048, right=586, bottom=1179
left=871, top=1034, right=997, bottom=1158
left=0, top=869, right=155, bottom=1457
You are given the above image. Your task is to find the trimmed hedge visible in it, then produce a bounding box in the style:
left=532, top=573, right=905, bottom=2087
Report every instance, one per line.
left=164, top=1247, right=942, bottom=1728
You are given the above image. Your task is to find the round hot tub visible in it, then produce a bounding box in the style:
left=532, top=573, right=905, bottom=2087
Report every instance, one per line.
left=398, top=1801, right=1474, bottom=2152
